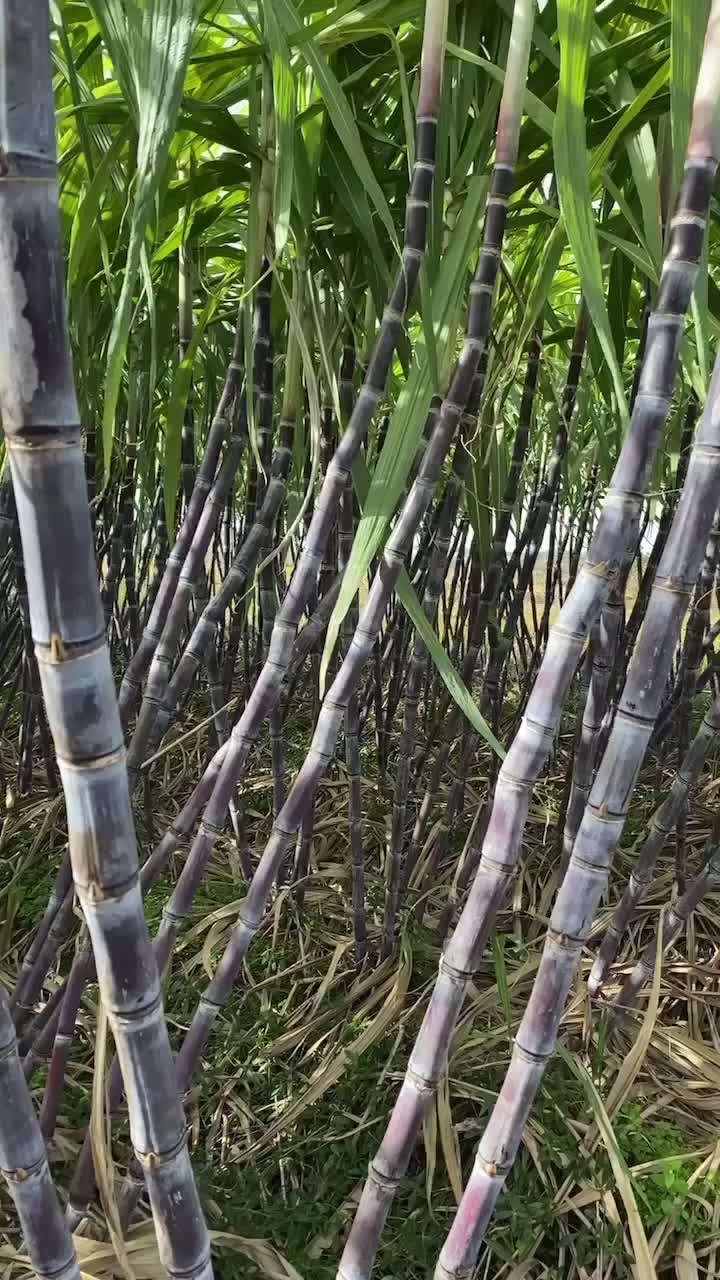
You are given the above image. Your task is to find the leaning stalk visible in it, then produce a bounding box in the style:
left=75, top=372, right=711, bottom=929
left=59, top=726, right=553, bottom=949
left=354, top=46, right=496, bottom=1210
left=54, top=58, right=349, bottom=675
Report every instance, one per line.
left=0, top=986, right=81, bottom=1280
left=152, top=0, right=450, bottom=955
left=436, top=350, right=720, bottom=1279
left=588, top=691, right=720, bottom=995
left=343, top=7, right=720, bottom=1272
left=614, top=839, right=720, bottom=1014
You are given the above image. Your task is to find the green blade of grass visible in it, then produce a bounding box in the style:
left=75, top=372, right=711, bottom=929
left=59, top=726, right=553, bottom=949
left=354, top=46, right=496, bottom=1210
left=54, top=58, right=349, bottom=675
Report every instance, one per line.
left=555, top=0, right=629, bottom=430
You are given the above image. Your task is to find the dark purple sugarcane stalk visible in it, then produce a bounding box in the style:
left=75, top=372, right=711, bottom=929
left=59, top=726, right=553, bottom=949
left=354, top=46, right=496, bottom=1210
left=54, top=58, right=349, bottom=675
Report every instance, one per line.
left=173, top=216, right=508, bottom=1091
left=483, top=309, right=589, bottom=719
left=0, top=4, right=213, bottom=1274
left=335, top=340, right=368, bottom=962
left=340, top=11, right=720, bottom=1269
left=589, top=691, right=720, bottom=996
left=669, top=506, right=720, bottom=889
left=153, top=444, right=291, bottom=743
left=117, top=302, right=247, bottom=723
left=613, top=838, right=720, bottom=1016
left=284, top=572, right=344, bottom=703
left=147, top=0, right=450, bottom=956
left=566, top=458, right=598, bottom=592
left=654, top=501, right=719, bottom=752
left=403, top=306, right=588, bottom=898
left=11, top=849, right=72, bottom=1029
left=11, top=891, right=73, bottom=1040
left=608, top=397, right=697, bottom=711
left=524, top=497, right=578, bottom=691
left=559, top=583, right=625, bottom=876
left=39, top=929, right=92, bottom=1141
left=339, top=476, right=367, bottom=964
left=150, top=338, right=291, bottom=750
left=382, top=371, right=485, bottom=956
left=435, top=352, right=720, bottom=1280
left=412, top=328, right=573, bottom=898
left=0, top=986, right=81, bottom=1280
left=126, top=401, right=249, bottom=778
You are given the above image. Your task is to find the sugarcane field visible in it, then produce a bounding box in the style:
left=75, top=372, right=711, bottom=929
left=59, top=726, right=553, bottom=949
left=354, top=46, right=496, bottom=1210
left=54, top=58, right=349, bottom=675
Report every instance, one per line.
left=5, top=0, right=720, bottom=1277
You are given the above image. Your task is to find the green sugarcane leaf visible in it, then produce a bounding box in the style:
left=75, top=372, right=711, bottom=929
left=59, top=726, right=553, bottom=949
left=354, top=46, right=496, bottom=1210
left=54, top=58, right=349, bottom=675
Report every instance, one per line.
left=555, top=0, right=629, bottom=429
left=591, top=61, right=671, bottom=186
left=164, top=295, right=216, bottom=535
left=589, top=37, right=665, bottom=273
left=344, top=455, right=503, bottom=757
left=68, top=124, right=128, bottom=286
left=324, top=137, right=390, bottom=304
left=92, top=0, right=199, bottom=469
left=397, top=570, right=505, bottom=760
left=320, top=173, right=489, bottom=689
left=271, top=0, right=397, bottom=250
left=671, top=0, right=711, bottom=206
left=447, top=41, right=555, bottom=137
left=263, top=3, right=295, bottom=256
left=512, top=218, right=567, bottom=369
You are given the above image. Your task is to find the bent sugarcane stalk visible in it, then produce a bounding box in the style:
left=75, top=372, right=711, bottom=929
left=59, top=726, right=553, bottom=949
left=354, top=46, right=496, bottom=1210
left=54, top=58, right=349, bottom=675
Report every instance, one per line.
left=340, top=8, right=720, bottom=1273
left=436, top=354, right=720, bottom=1280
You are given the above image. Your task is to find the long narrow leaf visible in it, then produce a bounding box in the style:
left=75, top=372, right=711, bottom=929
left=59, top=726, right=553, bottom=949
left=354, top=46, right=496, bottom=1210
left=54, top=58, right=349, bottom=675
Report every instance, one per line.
left=92, top=0, right=199, bottom=468
left=555, top=0, right=628, bottom=428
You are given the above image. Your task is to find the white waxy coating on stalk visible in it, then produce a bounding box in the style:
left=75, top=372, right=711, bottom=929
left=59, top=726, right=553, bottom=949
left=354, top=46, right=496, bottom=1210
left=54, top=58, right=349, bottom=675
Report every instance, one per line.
left=0, top=202, right=39, bottom=429
left=417, top=0, right=450, bottom=118
left=688, top=0, right=720, bottom=158
left=495, top=0, right=536, bottom=167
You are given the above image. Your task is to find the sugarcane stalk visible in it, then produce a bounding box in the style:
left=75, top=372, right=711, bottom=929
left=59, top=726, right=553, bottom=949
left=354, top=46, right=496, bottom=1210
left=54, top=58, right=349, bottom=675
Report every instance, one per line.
left=614, top=840, right=720, bottom=1015
left=175, top=246, right=502, bottom=1090
left=11, top=849, right=72, bottom=1028
left=118, top=312, right=245, bottom=721
left=0, top=8, right=214, bottom=1271
left=655, top=501, right=720, bottom=751
left=148, top=0, right=450, bottom=959
left=382, top=369, right=485, bottom=955
left=608, top=396, right=697, bottom=711
left=39, top=928, right=92, bottom=1141
left=340, top=477, right=368, bottom=965
left=435, top=349, right=720, bottom=1280
left=126, top=401, right=249, bottom=778
left=559, top=583, right=625, bottom=876
left=588, top=691, right=720, bottom=995
left=0, top=986, right=81, bottom=1280
left=671, top=507, right=720, bottom=890
left=341, top=9, right=720, bottom=1270
left=404, top=303, right=588, bottom=901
